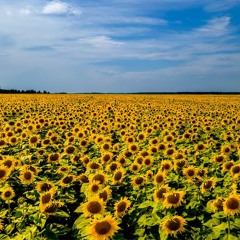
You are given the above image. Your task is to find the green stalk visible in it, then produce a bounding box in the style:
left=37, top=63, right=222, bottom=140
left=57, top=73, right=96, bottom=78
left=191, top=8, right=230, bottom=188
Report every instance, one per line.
left=227, top=215, right=231, bottom=240
left=8, top=201, right=11, bottom=224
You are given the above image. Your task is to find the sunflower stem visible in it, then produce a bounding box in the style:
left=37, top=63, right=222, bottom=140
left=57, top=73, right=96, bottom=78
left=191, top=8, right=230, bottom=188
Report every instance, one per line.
left=227, top=215, right=231, bottom=240
left=8, top=201, right=11, bottom=224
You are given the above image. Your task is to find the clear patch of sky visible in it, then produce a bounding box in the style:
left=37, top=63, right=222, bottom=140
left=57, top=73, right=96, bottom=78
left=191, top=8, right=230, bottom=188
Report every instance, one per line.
left=93, top=59, right=184, bottom=71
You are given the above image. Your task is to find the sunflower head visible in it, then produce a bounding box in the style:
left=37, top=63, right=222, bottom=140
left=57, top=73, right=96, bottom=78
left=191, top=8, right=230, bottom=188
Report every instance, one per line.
left=1, top=186, right=15, bottom=201
left=112, top=169, right=124, bottom=185
left=223, top=194, right=240, bottom=215
left=210, top=197, right=224, bottom=212
left=114, top=197, right=131, bottom=217
left=88, top=216, right=120, bottom=240
left=200, top=178, right=216, bottom=194
left=153, top=185, right=171, bottom=202
left=131, top=176, right=145, bottom=188
left=0, top=166, right=10, bottom=183
left=161, top=160, right=173, bottom=173
left=82, top=196, right=105, bottom=217
left=163, top=191, right=185, bottom=209
left=59, top=174, right=76, bottom=187
left=154, top=171, right=166, bottom=186
left=19, top=169, right=35, bottom=185
left=161, top=216, right=186, bottom=236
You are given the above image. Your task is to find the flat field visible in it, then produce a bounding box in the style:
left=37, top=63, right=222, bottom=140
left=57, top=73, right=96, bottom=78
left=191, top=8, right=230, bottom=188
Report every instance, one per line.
left=0, top=94, right=240, bottom=240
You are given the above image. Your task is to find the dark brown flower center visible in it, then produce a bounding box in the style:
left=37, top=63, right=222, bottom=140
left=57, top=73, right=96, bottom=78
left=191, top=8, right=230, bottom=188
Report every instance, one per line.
left=187, top=169, right=195, bottom=177
left=135, top=177, right=144, bottom=185
left=99, top=191, right=107, bottom=201
left=166, top=218, right=181, bottom=231
left=226, top=198, right=239, bottom=210
left=87, top=201, right=101, bottom=214
left=24, top=171, right=32, bottom=180
left=41, top=193, right=52, bottom=204
left=0, top=169, right=7, bottom=178
left=232, top=166, right=240, bottom=174
left=117, top=202, right=127, bottom=212
left=41, top=183, right=52, bottom=191
left=167, top=193, right=180, bottom=204
left=204, top=180, right=213, bottom=189
left=156, top=188, right=166, bottom=199
left=4, top=191, right=12, bottom=198
left=93, top=174, right=105, bottom=184
left=95, top=221, right=111, bottom=235
left=114, top=172, right=122, bottom=181
left=63, top=176, right=73, bottom=184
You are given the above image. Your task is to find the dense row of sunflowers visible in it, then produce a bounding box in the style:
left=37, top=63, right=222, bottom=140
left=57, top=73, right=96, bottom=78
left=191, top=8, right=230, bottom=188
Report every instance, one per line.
left=0, top=94, right=240, bottom=240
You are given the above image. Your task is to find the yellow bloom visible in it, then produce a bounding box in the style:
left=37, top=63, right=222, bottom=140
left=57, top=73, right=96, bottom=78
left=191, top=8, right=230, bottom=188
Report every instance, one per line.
left=161, top=216, right=186, bottom=236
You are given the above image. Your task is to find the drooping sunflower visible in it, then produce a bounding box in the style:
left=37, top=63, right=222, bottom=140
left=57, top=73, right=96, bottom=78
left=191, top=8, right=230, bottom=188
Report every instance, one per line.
left=222, top=161, right=235, bottom=172
left=210, top=197, right=224, bottom=212
left=161, top=216, right=186, bottom=236
left=82, top=196, right=105, bottom=217
left=1, top=186, right=15, bottom=201
left=114, top=197, right=131, bottom=217
left=19, top=169, right=35, bottom=185
left=39, top=190, right=54, bottom=213
left=153, top=185, right=171, bottom=202
left=112, top=169, right=125, bottom=185
left=43, top=201, right=64, bottom=216
left=213, top=155, right=226, bottom=165
left=78, top=173, right=89, bottom=184
left=36, top=181, right=56, bottom=194
left=223, top=194, right=240, bottom=215
left=163, top=191, right=185, bottom=209
left=99, top=186, right=112, bottom=202
left=88, top=215, right=120, bottom=240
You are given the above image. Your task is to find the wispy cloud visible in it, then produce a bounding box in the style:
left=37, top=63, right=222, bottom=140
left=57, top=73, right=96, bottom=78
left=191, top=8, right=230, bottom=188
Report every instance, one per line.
left=42, top=1, right=82, bottom=15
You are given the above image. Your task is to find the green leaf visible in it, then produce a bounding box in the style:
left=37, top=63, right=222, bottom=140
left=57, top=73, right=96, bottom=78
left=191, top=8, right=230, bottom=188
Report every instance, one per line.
left=44, top=229, right=59, bottom=240
left=135, top=228, right=145, bottom=237
left=4, top=224, right=15, bottom=235
left=52, top=210, right=70, bottom=218
left=159, top=228, right=168, bottom=240
left=0, top=210, right=8, bottom=218
left=138, top=200, right=154, bottom=209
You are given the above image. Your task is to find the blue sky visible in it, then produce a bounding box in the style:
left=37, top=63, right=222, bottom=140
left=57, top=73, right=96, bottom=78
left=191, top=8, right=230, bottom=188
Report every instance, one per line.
left=0, top=0, right=240, bottom=93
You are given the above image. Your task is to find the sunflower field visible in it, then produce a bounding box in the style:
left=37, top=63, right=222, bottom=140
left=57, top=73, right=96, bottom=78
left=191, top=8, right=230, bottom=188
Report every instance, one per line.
left=0, top=94, right=240, bottom=240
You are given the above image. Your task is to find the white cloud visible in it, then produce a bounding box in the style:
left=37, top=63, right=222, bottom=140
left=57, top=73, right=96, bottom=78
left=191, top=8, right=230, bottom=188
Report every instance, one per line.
left=42, top=1, right=82, bottom=15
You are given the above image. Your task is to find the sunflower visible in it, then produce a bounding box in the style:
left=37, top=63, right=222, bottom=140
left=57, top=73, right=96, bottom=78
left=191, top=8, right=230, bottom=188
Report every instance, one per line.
left=117, top=155, right=127, bottom=166
left=137, top=132, right=146, bottom=142
left=91, top=172, right=108, bottom=185
left=163, top=191, right=184, bottom=208
left=161, top=216, right=186, bottom=236
left=101, top=142, right=112, bottom=152
left=213, top=155, right=226, bottom=165
left=81, top=155, right=90, bottom=166
left=221, top=145, right=232, bottom=155
left=36, top=181, right=56, bottom=193
left=64, top=145, right=76, bottom=155
left=78, top=173, right=89, bottom=184
left=43, top=201, right=64, bottom=216
left=210, top=197, right=224, bottom=212
left=99, top=186, right=112, bottom=202
left=174, top=160, right=187, bottom=170
left=56, top=165, right=70, bottom=175
left=164, top=148, right=175, bottom=157
left=89, top=181, right=102, bottom=195
left=200, top=178, right=216, bottom=193
left=101, top=152, right=113, bottom=164
left=19, top=169, right=35, bottom=185
left=230, top=164, right=240, bottom=176
left=128, top=143, right=139, bottom=154
left=146, top=170, right=153, bottom=180
left=48, top=153, right=61, bottom=164
left=87, top=162, right=102, bottom=172
left=183, top=166, right=197, bottom=181
left=114, top=197, right=131, bottom=217
left=130, top=163, right=141, bottom=173
left=143, top=156, right=154, bottom=168
left=222, top=160, right=234, bottom=172
left=39, top=191, right=54, bottom=213
left=195, top=142, right=205, bottom=152
left=88, top=215, right=120, bottom=240
left=161, top=160, right=173, bottom=173
left=59, top=174, right=76, bottom=187
left=1, top=186, right=15, bottom=201
left=154, top=171, right=166, bottom=186
left=82, top=196, right=105, bottom=217
left=71, top=153, right=82, bottom=164
left=131, top=176, right=145, bottom=188
left=106, top=162, right=119, bottom=173
left=2, top=157, right=15, bottom=172
left=223, top=194, right=240, bottom=215
left=112, top=169, right=124, bottom=185
left=29, top=134, right=40, bottom=147
left=8, top=136, right=18, bottom=145
left=153, top=185, right=171, bottom=202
